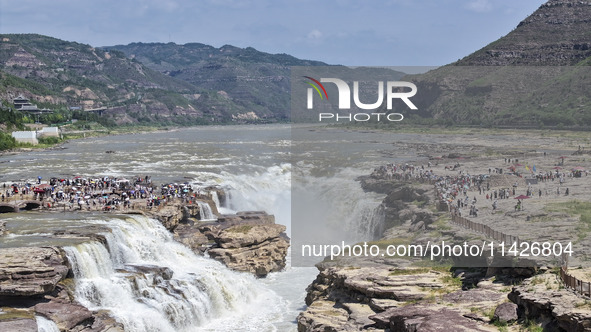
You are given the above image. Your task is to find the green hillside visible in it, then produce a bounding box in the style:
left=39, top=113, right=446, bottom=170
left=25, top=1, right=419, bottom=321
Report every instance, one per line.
left=0, top=34, right=332, bottom=128
left=107, top=42, right=328, bottom=121
left=0, top=34, right=248, bottom=126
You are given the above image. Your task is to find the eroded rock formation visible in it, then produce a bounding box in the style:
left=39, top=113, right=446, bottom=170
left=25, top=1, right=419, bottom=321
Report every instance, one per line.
left=0, top=247, right=68, bottom=297
left=0, top=247, right=124, bottom=332
left=298, top=260, right=509, bottom=332
left=173, top=211, right=289, bottom=277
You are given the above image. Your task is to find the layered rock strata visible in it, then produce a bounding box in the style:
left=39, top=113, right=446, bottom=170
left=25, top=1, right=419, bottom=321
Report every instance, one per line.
left=0, top=247, right=123, bottom=332
left=173, top=211, right=289, bottom=277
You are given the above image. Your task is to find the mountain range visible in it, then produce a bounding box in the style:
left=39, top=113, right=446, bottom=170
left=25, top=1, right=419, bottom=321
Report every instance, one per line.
left=107, top=42, right=327, bottom=122
left=1, top=0, right=591, bottom=128
left=396, top=0, right=591, bottom=128
left=0, top=34, right=327, bottom=126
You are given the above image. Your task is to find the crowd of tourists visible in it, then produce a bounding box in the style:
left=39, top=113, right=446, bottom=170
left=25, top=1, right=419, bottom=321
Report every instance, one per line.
left=371, top=162, right=439, bottom=182
left=1, top=175, right=210, bottom=211
left=370, top=157, right=586, bottom=219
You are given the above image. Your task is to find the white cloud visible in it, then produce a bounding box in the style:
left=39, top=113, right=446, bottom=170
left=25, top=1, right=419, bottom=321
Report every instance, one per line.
left=466, top=0, right=492, bottom=13
left=307, top=29, right=322, bottom=40
left=156, top=0, right=179, bottom=12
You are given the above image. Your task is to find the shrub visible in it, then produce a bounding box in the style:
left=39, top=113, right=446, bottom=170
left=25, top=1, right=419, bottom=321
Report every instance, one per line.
left=37, top=136, right=61, bottom=145
left=0, top=131, right=17, bottom=151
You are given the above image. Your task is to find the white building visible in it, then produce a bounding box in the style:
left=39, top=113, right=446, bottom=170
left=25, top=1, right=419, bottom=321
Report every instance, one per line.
left=11, top=131, right=38, bottom=145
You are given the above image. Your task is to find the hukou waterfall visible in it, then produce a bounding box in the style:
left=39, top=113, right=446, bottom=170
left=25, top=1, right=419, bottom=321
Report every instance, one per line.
left=0, top=126, right=395, bottom=332
left=63, top=214, right=283, bottom=332
left=196, top=201, right=217, bottom=221
left=293, top=166, right=387, bottom=243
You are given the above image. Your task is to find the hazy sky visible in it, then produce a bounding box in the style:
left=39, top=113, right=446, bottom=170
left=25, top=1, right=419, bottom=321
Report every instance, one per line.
left=0, top=0, right=544, bottom=66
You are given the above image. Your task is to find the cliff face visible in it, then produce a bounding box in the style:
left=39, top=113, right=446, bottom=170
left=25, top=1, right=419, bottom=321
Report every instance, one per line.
left=458, top=0, right=591, bottom=66
left=0, top=247, right=68, bottom=297
left=509, top=274, right=591, bottom=332
left=146, top=203, right=289, bottom=277
left=298, top=260, right=515, bottom=332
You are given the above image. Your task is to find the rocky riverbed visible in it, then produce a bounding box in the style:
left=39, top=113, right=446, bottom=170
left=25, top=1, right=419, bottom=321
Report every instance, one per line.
left=298, top=138, right=591, bottom=332
left=171, top=210, right=289, bottom=277
left=0, top=191, right=289, bottom=331
left=0, top=246, right=124, bottom=331
left=140, top=197, right=289, bottom=277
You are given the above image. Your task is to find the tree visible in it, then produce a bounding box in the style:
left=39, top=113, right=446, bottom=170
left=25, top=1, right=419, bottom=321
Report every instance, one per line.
left=0, top=132, right=17, bottom=151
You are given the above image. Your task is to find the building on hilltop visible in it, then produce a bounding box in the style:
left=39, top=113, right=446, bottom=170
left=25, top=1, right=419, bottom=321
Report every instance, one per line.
left=19, top=105, right=41, bottom=112
left=12, top=95, right=53, bottom=115
left=13, top=95, right=32, bottom=109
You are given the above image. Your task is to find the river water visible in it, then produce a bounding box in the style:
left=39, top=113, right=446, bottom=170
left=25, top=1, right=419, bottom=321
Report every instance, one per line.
left=0, top=124, right=421, bottom=331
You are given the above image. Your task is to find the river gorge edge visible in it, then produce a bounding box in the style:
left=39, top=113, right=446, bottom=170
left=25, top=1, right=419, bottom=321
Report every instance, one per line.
left=296, top=165, right=591, bottom=332
left=0, top=199, right=289, bottom=331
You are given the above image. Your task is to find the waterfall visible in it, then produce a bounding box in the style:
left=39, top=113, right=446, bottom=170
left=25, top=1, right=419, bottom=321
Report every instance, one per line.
left=210, top=191, right=221, bottom=210
left=359, top=203, right=386, bottom=240
left=197, top=201, right=217, bottom=221
left=216, top=164, right=292, bottom=233
left=209, top=189, right=235, bottom=215
left=293, top=167, right=386, bottom=244
left=63, top=215, right=282, bottom=332
left=36, top=316, right=60, bottom=332
left=339, top=190, right=386, bottom=240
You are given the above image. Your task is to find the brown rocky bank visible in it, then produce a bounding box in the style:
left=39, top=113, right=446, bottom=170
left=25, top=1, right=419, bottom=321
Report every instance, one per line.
left=298, top=168, right=591, bottom=331
left=0, top=246, right=124, bottom=332
left=0, top=200, right=289, bottom=330
left=140, top=199, right=289, bottom=277
left=298, top=257, right=591, bottom=332
left=171, top=210, right=289, bottom=277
